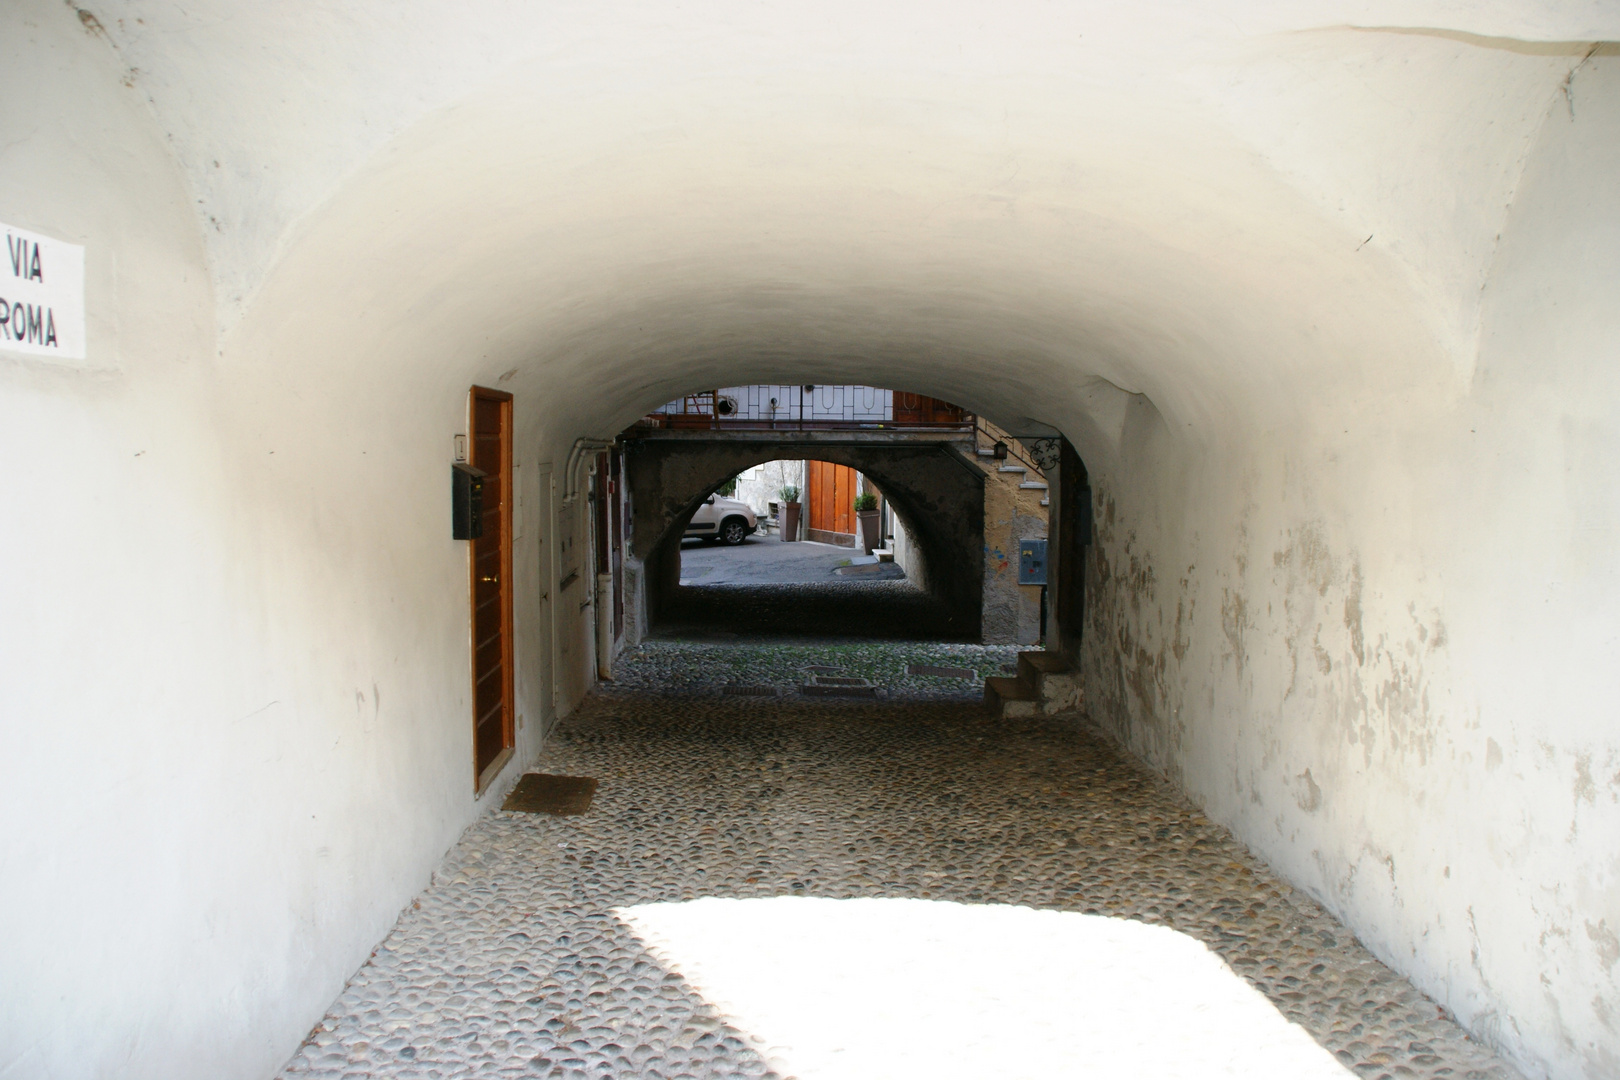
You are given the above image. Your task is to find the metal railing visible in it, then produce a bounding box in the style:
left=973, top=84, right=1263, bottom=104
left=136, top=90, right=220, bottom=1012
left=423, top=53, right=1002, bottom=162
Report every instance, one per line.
left=972, top=417, right=1046, bottom=479
left=633, top=387, right=976, bottom=433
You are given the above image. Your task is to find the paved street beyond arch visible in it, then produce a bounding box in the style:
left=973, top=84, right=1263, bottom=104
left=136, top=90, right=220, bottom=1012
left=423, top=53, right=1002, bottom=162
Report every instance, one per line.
left=280, top=644, right=1518, bottom=1080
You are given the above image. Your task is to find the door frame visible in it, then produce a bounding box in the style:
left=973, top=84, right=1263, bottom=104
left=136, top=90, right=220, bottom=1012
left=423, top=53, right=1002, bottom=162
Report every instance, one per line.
left=535, top=462, right=556, bottom=733
left=470, top=385, right=515, bottom=794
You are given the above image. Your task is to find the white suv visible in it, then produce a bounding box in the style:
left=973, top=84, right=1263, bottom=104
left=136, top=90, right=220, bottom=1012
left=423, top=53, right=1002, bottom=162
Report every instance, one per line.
left=685, top=494, right=758, bottom=545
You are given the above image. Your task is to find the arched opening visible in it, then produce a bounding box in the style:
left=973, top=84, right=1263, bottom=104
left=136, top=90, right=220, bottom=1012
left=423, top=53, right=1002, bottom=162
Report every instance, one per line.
left=607, top=384, right=1066, bottom=647
left=664, top=457, right=939, bottom=640
left=8, top=8, right=1615, bottom=1079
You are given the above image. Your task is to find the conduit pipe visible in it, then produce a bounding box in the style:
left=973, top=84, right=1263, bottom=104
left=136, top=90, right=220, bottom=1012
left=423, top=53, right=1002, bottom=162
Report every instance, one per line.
left=563, top=436, right=614, bottom=503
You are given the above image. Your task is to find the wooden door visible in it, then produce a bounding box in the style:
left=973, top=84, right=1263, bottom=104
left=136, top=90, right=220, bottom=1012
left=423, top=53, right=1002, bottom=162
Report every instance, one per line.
left=470, top=386, right=514, bottom=791
left=808, top=460, right=856, bottom=536
left=893, top=392, right=967, bottom=425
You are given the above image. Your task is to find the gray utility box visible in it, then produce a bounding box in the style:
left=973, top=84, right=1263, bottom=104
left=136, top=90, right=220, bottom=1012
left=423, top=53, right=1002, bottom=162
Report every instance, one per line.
left=1018, top=539, right=1048, bottom=585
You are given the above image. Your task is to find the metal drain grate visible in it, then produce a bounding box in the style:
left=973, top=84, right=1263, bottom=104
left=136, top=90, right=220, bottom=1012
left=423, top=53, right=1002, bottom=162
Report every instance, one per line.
left=907, top=664, right=976, bottom=679
left=802, top=675, right=879, bottom=697
left=501, top=773, right=598, bottom=815
left=806, top=665, right=844, bottom=675
left=722, top=685, right=779, bottom=697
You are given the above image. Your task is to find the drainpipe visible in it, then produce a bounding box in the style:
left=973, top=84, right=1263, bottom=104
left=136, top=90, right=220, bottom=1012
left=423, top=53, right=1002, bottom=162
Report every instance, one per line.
left=563, top=436, right=613, bottom=503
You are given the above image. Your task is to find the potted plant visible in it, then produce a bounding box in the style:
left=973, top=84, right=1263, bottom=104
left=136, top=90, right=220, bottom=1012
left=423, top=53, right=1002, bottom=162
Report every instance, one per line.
left=854, top=491, right=881, bottom=554
left=778, top=484, right=801, bottom=542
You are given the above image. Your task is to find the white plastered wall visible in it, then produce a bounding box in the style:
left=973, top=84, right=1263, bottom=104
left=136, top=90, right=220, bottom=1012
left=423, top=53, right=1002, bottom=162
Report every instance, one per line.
left=0, top=7, right=570, bottom=1078
left=2, top=3, right=1618, bottom=1080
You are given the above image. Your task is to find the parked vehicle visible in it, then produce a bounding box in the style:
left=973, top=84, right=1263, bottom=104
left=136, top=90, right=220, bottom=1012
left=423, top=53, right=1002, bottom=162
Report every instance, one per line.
left=685, top=494, right=758, bottom=545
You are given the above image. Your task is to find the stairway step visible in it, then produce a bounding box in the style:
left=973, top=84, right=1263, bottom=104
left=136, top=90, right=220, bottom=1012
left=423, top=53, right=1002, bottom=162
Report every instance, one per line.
left=1017, top=651, right=1073, bottom=677
left=1040, top=498, right=1050, bottom=507
left=1019, top=480, right=1049, bottom=490
left=985, top=674, right=1039, bottom=699
left=1015, top=651, right=1085, bottom=714
left=997, top=465, right=1027, bottom=474
left=983, top=675, right=1041, bottom=718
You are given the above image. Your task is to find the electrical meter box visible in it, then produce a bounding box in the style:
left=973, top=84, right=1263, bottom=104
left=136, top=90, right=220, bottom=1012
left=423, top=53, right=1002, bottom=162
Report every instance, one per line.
left=1018, top=539, right=1048, bottom=585
left=452, top=462, right=488, bottom=540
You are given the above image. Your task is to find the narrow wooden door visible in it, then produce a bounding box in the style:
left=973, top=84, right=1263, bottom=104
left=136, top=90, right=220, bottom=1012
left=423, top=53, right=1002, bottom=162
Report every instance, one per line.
left=470, top=386, right=514, bottom=791
left=808, top=460, right=856, bottom=536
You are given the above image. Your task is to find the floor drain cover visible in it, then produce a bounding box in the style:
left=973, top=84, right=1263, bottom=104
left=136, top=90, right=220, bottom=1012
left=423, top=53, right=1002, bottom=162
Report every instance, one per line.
left=502, top=773, right=598, bottom=815
left=722, top=685, right=779, bottom=696
left=907, top=664, right=976, bottom=679
left=802, top=675, right=879, bottom=697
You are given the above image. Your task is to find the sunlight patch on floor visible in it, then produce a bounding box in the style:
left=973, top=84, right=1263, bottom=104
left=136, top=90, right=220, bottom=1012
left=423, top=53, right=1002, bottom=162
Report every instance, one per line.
left=619, top=896, right=1352, bottom=1080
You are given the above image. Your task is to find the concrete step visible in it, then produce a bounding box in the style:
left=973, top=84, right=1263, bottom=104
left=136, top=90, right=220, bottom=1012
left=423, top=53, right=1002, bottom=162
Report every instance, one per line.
left=983, top=675, right=1041, bottom=718
left=985, top=652, right=1085, bottom=718
left=1017, top=650, right=1084, bottom=713
left=1019, top=480, right=1049, bottom=490
left=997, top=465, right=1028, bottom=474
left=1040, top=498, right=1050, bottom=507
left=872, top=546, right=895, bottom=563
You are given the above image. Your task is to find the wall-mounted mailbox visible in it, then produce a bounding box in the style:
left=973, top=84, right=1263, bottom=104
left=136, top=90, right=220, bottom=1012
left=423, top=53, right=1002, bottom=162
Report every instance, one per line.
left=452, top=462, right=488, bottom=540
left=1018, top=538, right=1048, bottom=585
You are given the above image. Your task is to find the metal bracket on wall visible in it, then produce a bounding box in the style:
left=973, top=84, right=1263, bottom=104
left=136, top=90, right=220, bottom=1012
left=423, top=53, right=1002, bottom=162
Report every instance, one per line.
left=1027, top=437, right=1061, bottom=473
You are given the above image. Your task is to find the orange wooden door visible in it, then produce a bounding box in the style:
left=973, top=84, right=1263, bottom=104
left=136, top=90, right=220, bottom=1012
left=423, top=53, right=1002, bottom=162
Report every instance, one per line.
left=808, top=460, right=856, bottom=535
left=470, top=386, right=514, bottom=790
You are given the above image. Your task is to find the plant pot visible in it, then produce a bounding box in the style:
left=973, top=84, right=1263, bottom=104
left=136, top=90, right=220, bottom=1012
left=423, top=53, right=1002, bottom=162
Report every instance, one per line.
left=857, top=509, right=881, bottom=554
left=780, top=501, right=801, bottom=542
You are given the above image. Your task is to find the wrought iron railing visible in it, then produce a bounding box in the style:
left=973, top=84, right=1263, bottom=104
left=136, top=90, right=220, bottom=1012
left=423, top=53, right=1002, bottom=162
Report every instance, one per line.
left=972, top=416, right=1046, bottom=479
left=632, top=385, right=976, bottom=432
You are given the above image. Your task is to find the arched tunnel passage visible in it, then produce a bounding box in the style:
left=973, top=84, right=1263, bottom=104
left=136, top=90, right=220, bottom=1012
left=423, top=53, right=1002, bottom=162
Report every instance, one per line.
left=622, top=431, right=987, bottom=641
left=11, top=7, right=1618, bottom=1080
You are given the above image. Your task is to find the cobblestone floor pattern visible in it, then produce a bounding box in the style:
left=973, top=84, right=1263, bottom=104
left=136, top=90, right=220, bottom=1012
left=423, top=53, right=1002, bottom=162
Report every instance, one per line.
left=280, top=644, right=1520, bottom=1080
left=608, top=640, right=1022, bottom=699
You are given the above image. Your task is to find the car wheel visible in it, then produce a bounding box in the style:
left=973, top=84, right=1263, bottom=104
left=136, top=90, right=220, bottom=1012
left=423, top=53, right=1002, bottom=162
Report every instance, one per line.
left=719, top=518, right=749, bottom=545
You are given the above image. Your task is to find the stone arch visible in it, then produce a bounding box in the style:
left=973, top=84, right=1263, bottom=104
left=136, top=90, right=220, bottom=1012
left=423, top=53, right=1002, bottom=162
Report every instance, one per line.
left=622, top=434, right=986, bottom=639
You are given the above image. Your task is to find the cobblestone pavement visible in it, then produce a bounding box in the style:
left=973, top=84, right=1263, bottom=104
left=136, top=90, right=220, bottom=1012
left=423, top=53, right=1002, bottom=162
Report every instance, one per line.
left=678, top=537, right=897, bottom=586
left=280, top=645, right=1521, bottom=1080
left=608, top=640, right=1021, bottom=700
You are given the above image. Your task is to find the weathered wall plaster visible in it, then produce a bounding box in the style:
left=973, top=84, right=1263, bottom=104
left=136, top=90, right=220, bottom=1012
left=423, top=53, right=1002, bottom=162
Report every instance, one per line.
left=1076, top=53, right=1620, bottom=1078
left=3, top=3, right=1618, bottom=1079
left=976, top=429, right=1051, bottom=646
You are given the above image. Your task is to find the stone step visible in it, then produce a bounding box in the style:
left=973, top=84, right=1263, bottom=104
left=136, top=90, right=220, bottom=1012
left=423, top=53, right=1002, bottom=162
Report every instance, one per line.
left=872, top=547, right=895, bottom=563
left=985, top=652, right=1085, bottom=718
left=983, top=675, right=1041, bottom=718
left=1019, top=480, right=1049, bottom=490
left=1021, top=651, right=1084, bottom=713
left=997, top=465, right=1027, bottom=474
left=1040, top=498, right=1050, bottom=507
